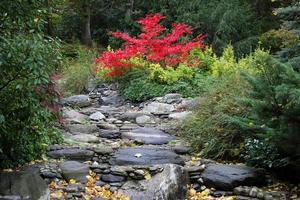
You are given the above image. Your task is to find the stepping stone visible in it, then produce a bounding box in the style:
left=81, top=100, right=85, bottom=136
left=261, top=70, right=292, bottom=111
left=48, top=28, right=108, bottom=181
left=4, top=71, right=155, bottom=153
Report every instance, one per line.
left=143, top=102, right=175, bottom=115
left=121, top=127, right=175, bottom=145
left=60, top=161, right=89, bottom=183
left=98, top=129, right=121, bottom=139
left=47, top=148, right=94, bottom=161
left=61, top=95, right=92, bottom=108
left=66, top=124, right=99, bottom=134
left=109, top=147, right=184, bottom=166
left=201, top=164, right=266, bottom=190
left=63, top=108, right=88, bottom=124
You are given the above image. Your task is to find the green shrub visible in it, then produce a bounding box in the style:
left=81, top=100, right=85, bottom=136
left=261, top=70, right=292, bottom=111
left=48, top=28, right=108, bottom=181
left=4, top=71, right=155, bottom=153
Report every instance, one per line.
left=60, top=44, right=97, bottom=96
left=119, top=67, right=213, bottom=102
left=259, top=29, right=299, bottom=52
left=0, top=34, right=63, bottom=168
left=237, top=58, right=300, bottom=168
left=179, top=74, right=250, bottom=160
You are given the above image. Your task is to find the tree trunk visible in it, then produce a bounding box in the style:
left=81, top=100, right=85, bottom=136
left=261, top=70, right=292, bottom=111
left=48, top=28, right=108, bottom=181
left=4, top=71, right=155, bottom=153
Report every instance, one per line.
left=81, top=2, right=92, bottom=47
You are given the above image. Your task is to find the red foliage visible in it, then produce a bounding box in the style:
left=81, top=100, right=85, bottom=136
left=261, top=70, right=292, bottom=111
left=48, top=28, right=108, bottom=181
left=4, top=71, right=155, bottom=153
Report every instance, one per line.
left=96, top=13, right=206, bottom=77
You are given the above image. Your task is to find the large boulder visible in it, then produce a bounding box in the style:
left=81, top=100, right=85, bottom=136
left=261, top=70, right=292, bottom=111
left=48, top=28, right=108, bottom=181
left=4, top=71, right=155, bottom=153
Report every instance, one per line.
left=109, top=147, right=184, bottom=166
left=118, top=164, right=188, bottom=200
left=59, top=161, right=89, bottom=183
left=201, top=164, right=266, bottom=190
left=143, top=102, right=175, bottom=115
left=121, top=127, right=175, bottom=145
left=89, top=111, right=106, bottom=121
left=61, top=95, right=92, bottom=108
left=47, top=148, right=94, bottom=161
left=63, top=108, right=88, bottom=124
left=0, top=167, right=50, bottom=200
left=162, top=93, right=183, bottom=104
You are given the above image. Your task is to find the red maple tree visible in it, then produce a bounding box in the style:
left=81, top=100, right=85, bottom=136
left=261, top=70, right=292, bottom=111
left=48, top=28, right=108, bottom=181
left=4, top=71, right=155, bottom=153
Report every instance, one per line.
left=96, top=13, right=206, bottom=77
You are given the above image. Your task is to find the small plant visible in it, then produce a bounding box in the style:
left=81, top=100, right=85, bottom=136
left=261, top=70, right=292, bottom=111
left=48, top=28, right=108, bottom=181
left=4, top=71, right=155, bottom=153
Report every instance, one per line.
left=60, top=44, right=97, bottom=96
left=96, top=13, right=206, bottom=77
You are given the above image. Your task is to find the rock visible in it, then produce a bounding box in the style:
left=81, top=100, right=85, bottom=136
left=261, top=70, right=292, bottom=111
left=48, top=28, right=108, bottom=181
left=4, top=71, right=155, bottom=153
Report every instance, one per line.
left=121, top=127, right=176, bottom=145
left=100, top=95, right=123, bottom=106
left=66, top=124, right=99, bottom=134
left=0, top=167, right=50, bottom=200
left=89, top=111, right=106, bottom=121
left=97, top=122, right=118, bottom=130
left=168, top=111, right=191, bottom=120
left=93, top=145, right=114, bottom=155
left=143, top=102, right=175, bottom=115
left=101, top=174, right=126, bottom=183
left=59, top=161, right=89, bottom=183
left=163, top=93, right=183, bottom=104
left=185, top=165, right=206, bottom=173
left=201, top=164, right=266, bottom=190
left=172, top=146, right=190, bottom=154
left=120, top=123, right=140, bottom=131
left=119, top=112, right=146, bottom=121
left=47, top=148, right=94, bottom=161
left=110, top=147, right=184, bottom=166
left=118, top=164, right=188, bottom=200
left=135, top=115, right=155, bottom=125
left=98, top=129, right=120, bottom=139
left=69, top=134, right=99, bottom=143
left=63, top=108, right=88, bottom=124
left=61, top=95, right=92, bottom=107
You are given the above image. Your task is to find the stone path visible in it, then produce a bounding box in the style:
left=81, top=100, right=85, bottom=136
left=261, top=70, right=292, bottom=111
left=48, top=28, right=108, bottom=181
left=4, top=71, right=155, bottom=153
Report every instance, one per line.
left=0, top=83, right=295, bottom=200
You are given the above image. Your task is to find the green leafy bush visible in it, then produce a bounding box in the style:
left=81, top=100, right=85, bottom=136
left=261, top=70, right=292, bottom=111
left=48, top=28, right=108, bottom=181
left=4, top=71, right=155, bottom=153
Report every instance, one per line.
left=60, top=44, right=97, bottom=96
left=0, top=34, right=63, bottom=168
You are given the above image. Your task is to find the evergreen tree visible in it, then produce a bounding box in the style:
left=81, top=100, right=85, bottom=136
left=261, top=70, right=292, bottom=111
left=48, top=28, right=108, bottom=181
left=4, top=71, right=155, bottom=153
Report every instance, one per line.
left=275, top=2, right=300, bottom=70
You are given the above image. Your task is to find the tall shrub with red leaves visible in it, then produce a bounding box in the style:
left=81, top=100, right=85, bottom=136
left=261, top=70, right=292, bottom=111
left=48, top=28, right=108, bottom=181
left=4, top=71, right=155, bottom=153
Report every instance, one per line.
left=96, top=14, right=206, bottom=77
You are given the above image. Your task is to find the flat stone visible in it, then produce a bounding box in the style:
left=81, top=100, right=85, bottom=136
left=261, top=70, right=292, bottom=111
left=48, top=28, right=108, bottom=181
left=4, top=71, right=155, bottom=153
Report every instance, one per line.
left=201, top=164, right=266, bottom=190
left=47, top=148, right=94, bottom=161
left=118, top=164, right=188, bottom=200
left=60, top=161, right=89, bottom=183
left=101, top=174, right=126, bottom=183
left=143, top=102, right=175, bottom=115
left=0, top=167, right=50, bottom=200
left=89, top=111, right=106, bottom=121
left=120, top=123, right=140, bottom=131
left=110, top=147, right=184, bottom=166
left=66, top=124, right=99, bottom=134
left=121, top=127, right=175, bottom=145
left=136, top=115, right=155, bottom=125
left=93, top=145, right=114, bottom=155
left=98, top=129, right=120, bottom=139
left=168, top=111, right=191, bottom=120
left=69, top=134, right=99, bottom=143
left=97, top=122, right=118, bottom=130
left=61, top=95, right=92, bottom=107
left=63, top=108, right=88, bottom=124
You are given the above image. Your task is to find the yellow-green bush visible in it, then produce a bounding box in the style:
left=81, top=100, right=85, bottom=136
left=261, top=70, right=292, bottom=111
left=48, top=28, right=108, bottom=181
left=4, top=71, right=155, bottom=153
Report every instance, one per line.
left=210, top=45, right=270, bottom=77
